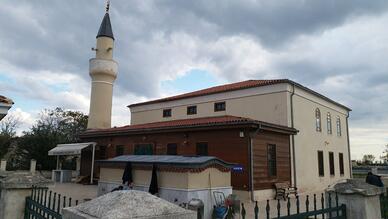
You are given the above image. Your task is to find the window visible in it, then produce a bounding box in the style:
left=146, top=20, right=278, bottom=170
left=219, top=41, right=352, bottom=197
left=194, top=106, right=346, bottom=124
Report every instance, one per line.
left=187, top=106, right=197, bottom=115
left=196, top=142, right=208, bottom=156
left=315, top=108, right=321, bottom=132
left=134, top=144, right=153, bottom=155
left=336, top=116, right=342, bottom=136
left=339, top=153, right=344, bottom=175
left=267, top=144, right=277, bottom=177
left=329, top=152, right=335, bottom=176
left=115, top=145, right=124, bottom=156
left=327, top=112, right=332, bottom=134
left=214, top=102, right=226, bottom=112
left=163, top=109, right=172, bottom=117
left=167, top=143, right=177, bottom=155
left=318, top=151, right=324, bottom=176
left=99, top=145, right=107, bottom=159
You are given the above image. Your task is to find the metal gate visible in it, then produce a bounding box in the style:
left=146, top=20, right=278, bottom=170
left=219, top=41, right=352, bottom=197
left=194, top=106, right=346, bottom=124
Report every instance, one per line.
left=24, top=186, right=79, bottom=219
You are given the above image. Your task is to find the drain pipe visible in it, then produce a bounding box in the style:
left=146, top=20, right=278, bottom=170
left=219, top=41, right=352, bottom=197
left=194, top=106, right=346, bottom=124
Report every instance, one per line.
left=290, top=85, right=297, bottom=187
left=346, top=112, right=352, bottom=178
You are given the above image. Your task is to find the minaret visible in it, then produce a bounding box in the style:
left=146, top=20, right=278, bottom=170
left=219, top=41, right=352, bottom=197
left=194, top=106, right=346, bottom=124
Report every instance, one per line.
left=87, top=2, right=118, bottom=129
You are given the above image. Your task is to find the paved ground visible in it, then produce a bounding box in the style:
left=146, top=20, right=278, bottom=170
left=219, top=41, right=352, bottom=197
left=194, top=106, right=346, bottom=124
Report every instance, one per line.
left=49, top=183, right=98, bottom=204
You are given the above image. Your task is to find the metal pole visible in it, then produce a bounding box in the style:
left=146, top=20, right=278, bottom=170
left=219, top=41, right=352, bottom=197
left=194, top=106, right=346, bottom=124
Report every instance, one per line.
left=90, top=143, right=96, bottom=184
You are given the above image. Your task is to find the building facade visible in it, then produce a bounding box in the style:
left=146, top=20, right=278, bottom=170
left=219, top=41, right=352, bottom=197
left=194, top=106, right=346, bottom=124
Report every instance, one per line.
left=127, top=80, right=351, bottom=194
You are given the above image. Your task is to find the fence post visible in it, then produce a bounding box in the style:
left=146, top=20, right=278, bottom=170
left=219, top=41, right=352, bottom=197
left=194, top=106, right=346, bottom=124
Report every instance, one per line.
left=241, top=203, right=246, bottom=219
left=265, top=200, right=270, bottom=219
left=254, top=201, right=259, bottom=219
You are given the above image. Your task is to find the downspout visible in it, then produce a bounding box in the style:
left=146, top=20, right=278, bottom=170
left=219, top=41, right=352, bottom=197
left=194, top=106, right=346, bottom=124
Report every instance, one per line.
left=346, top=113, right=352, bottom=178
left=290, top=85, right=297, bottom=187
left=90, top=143, right=96, bottom=185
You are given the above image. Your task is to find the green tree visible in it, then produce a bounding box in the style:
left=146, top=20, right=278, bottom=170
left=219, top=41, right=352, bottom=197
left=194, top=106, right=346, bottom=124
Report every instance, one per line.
left=17, top=108, right=88, bottom=170
left=362, top=154, right=375, bottom=165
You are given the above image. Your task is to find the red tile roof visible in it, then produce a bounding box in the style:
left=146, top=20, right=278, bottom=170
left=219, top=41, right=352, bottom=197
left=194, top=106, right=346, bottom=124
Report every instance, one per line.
left=81, top=115, right=298, bottom=137
left=129, top=79, right=287, bottom=107
left=0, top=95, right=13, bottom=105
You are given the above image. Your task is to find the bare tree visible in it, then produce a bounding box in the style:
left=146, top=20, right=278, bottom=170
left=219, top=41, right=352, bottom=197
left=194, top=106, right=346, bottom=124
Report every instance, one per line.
left=0, top=114, right=20, bottom=137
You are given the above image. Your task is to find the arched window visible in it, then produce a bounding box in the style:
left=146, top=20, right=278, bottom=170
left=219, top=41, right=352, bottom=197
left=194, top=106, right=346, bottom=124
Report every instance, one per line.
left=327, top=112, right=332, bottom=134
left=315, top=108, right=321, bottom=132
left=336, top=116, right=341, bottom=136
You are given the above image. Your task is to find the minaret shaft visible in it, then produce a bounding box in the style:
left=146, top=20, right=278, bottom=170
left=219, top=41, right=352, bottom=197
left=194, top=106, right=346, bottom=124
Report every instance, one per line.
left=87, top=13, right=117, bottom=129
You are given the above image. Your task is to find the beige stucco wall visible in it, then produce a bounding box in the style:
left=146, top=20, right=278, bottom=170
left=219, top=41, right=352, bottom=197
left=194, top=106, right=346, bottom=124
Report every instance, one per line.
left=0, top=189, right=31, bottom=219
left=130, top=84, right=289, bottom=126
left=99, top=167, right=230, bottom=190
left=291, top=86, right=350, bottom=192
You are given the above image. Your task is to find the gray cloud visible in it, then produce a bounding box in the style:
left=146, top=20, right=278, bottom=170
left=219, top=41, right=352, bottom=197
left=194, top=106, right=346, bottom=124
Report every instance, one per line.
left=0, top=0, right=388, bottom=158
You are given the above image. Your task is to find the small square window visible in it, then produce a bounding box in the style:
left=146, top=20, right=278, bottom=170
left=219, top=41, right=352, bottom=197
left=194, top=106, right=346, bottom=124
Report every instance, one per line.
left=187, top=106, right=197, bottom=115
left=163, top=109, right=172, bottom=117
left=167, top=143, right=178, bottom=155
left=214, top=102, right=226, bottom=112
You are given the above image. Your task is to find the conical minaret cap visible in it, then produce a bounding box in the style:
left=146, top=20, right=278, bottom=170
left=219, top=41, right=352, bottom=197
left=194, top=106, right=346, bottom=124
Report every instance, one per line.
left=97, top=13, right=114, bottom=40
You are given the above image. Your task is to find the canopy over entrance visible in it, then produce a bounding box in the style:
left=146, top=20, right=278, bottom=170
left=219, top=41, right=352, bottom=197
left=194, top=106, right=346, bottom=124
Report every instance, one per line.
left=48, top=142, right=97, bottom=184
left=48, top=142, right=96, bottom=156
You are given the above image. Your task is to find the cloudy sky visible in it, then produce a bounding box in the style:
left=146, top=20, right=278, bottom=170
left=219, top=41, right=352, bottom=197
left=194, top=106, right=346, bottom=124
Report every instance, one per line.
left=0, top=0, right=387, bottom=160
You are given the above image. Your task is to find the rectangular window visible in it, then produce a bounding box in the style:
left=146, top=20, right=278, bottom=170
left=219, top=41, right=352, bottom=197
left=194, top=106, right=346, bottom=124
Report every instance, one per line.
left=167, top=143, right=178, bottom=155
left=267, top=144, right=277, bottom=177
left=329, top=152, right=335, bottom=176
left=134, top=144, right=153, bottom=155
left=115, top=145, right=124, bottom=156
left=99, top=145, right=107, bottom=159
left=318, top=151, right=324, bottom=176
left=339, top=153, right=344, bottom=175
left=163, top=109, right=172, bottom=117
left=196, top=142, right=208, bottom=156
left=336, top=117, right=342, bottom=136
left=187, top=106, right=197, bottom=115
left=327, top=113, right=332, bottom=134
left=214, top=102, right=226, bottom=112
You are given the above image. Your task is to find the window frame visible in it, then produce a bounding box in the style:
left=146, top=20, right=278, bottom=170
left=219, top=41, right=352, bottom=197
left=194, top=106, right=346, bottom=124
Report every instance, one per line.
left=196, top=142, right=208, bottom=156
left=166, top=143, right=178, bottom=155
left=187, top=106, right=197, bottom=115
left=329, top=152, right=335, bottom=176
left=318, top=150, right=324, bottom=177
left=214, top=102, right=226, bottom=112
left=339, top=153, right=344, bottom=175
left=315, top=108, right=322, bottom=132
left=267, top=144, right=277, bottom=177
left=327, top=112, right=332, bottom=134
left=134, top=143, right=154, bottom=155
left=336, top=116, right=342, bottom=137
left=98, top=145, right=107, bottom=159
left=163, top=109, right=172, bottom=118
left=115, top=145, right=124, bottom=156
